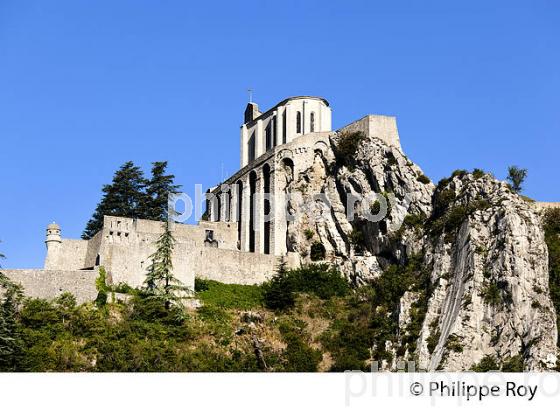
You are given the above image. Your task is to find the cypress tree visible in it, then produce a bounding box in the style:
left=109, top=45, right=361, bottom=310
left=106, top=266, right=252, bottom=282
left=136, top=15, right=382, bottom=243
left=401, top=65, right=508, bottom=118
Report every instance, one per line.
left=82, top=161, right=147, bottom=239
left=144, top=161, right=181, bottom=221
left=144, top=221, right=189, bottom=309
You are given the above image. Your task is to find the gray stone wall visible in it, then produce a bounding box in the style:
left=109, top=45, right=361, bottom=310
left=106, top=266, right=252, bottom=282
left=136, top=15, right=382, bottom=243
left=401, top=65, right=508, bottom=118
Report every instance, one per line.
left=193, top=247, right=278, bottom=284
left=1, top=269, right=98, bottom=304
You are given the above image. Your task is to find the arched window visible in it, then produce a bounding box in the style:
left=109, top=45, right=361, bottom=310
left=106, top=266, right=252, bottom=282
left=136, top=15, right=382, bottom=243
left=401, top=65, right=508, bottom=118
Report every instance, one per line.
left=296, top=111, right=302, bottom=133
left=310, top=112, right=315, bottom=132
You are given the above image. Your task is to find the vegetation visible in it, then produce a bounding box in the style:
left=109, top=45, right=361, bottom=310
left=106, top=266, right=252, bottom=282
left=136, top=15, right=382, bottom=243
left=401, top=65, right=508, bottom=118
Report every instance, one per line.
left=144, top=221, right=189, bottom=309
left=333, top=131, right=366, bottom=171
left=82, top=161, right=180, bottom=239
left=472, top=168, right=485, bottom=179
left=507, top=165, right=528, bottom=194
left=262, top=264, right=350, bottom=311
left=310, top=242, right=326, bottom=261
left=416, top=174, right=431, bottom=184
left=194, top=279, right=263, bottom=310
left=470, top=355, right=500, bottom=372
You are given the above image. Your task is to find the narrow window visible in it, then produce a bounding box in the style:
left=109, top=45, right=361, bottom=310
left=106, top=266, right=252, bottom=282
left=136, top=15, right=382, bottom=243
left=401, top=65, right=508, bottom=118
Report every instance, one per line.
left=310, top=112, right=315, bottom=132
left=248, top=132, right=256, bottom=162
left=282, top=112, right=287, bottom=144
left=296, top=111, right=302, bottom=133
left=272, top=117, right=277, bottom=147
left=265, top=122, right=272, bottom=150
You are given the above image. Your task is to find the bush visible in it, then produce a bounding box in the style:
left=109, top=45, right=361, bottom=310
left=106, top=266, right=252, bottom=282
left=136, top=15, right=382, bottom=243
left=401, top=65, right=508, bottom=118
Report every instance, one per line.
left=262, top=264, right=350, bottom=310
left=279, top=320, right=322, bottom=372
left=416, top=174, right=431, bottom=184
left=481, top=282, right=501, bottom=306
left=544, top=209, right=560, bottom=346
left=472, top=168, right=485, bottom=179
left=310, top=242, right=326, bottom=261
left=502, top=355, right=524, bottom=372
left=304, top=229, right=315, bottom=240
left=334, top=131, right=366, bottom=170
left=471, top=355, right=500, bottom=372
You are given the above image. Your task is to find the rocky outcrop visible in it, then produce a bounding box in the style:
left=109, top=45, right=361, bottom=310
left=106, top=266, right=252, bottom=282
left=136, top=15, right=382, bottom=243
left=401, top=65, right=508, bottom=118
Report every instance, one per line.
left=286, top=130, right=558, bottom=371
left=416, top=173, right=557, bottom=371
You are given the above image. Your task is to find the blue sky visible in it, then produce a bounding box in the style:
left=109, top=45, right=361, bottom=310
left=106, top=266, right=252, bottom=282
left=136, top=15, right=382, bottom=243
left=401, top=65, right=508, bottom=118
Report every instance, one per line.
left=0, top=0, right=559, bottom=268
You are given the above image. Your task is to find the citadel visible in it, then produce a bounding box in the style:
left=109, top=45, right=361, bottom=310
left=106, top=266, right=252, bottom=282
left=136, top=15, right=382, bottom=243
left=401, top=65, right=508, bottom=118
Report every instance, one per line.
left=2, top=96, right=404, bottom=302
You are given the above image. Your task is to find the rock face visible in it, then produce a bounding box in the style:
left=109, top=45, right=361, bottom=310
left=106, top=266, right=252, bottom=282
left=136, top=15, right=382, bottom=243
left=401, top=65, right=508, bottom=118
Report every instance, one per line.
left=416, top=173, right=557, bottom=371
left=286, top=130, right=558, bottom=371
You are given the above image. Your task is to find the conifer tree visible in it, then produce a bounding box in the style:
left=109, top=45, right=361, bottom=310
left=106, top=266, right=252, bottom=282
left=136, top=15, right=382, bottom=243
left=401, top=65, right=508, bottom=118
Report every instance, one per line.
left=82, top=161, right=147, bottom=239
left=144, top=220, right=189, bottom=308
left=507, top=165, right=528, bottom=194
left=144, top=161, right=181, bottom=221
left=0, top=273, right=24, bottom=371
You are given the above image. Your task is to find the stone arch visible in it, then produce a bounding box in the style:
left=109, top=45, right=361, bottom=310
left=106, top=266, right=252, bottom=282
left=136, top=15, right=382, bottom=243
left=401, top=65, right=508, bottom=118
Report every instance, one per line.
left=262, top=163, right=271, bottom=255
left=249, top=171, right=257, bottom=252
left=235, top=180, right=243, bottom=249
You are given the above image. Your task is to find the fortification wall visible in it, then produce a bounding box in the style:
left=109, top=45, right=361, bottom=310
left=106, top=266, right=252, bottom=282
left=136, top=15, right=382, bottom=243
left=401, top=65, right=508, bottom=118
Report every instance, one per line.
left=339, top=114, right=401, bottom=150
left=535, top=202, right=560, bottom=212
left=1, top=269, right=98, bottom=304
left=45, top=239, right=89, bottom=270
left=84, top=230, right=103, bottom=268
left=97, top=216, right=239, bottom=290
left=193, top=247, right=277, bottom=284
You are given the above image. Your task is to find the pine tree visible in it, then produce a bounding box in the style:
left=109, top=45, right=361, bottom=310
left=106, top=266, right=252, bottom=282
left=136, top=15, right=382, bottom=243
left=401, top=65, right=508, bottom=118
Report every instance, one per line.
left=144, top=220, right=189, bottom=308
left=507, top=165, right=528, bottom=194
left=143, top=161, right=181, bottom=221
left=82, top=161, right=147, bottom=239
left=0, top=273, right=24, bottom=371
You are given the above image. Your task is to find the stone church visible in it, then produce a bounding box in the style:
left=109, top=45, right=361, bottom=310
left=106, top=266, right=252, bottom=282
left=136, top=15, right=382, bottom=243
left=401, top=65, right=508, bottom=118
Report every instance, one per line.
left=2, top=96, right=402, bottom=302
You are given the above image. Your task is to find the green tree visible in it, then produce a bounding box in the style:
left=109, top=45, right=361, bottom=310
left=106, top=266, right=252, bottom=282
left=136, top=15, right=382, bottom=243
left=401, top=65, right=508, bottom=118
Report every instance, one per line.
left=143, top=161, right=181, bottom=221
left=144, top=221, right=189, bottom=309
left=507, top=166, right=528, bottom=193
left=0, top=273, right=24, bottom=371
left=82, top=161, right=148, bottom=239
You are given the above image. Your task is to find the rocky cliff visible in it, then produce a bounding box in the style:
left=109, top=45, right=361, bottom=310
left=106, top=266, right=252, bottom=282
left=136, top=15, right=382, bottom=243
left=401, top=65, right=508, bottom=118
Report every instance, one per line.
left=285, top=130, right=558, bottom=371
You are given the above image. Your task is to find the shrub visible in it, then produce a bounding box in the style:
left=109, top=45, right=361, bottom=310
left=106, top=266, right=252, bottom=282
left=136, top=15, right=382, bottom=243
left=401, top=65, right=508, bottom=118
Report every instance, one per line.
left=262, top=264, right=349, bottom=310
left=403, top=213, right=426, bottom=230
left=427, top=330, right=440, bottom=354
left=334, top=131, right=366, bottom=170
left=472, top=168, right=485, bottom=179
left=481, top=282, right=501, bottom=306
left=451, top=169, right=468, bottom=179
left=304, top=229, right=315, bottom=240
left=310, top=242, right=326, bottom=261
left=445, top=334, right=464, bottom=353
left=417, top=174, right=431, bottom=184
left=502, top=355, right=524, bottom=372
left=279, top=320, right=322, bottom=372
left=95, top=267, right=109, bottom=307
left=471, top=355, right=500, bottom=372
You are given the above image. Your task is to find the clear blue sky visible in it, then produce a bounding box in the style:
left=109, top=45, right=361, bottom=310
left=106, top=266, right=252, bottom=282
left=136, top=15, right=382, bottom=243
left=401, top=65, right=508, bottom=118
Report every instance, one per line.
left=1, top=1, right=559, bottom=268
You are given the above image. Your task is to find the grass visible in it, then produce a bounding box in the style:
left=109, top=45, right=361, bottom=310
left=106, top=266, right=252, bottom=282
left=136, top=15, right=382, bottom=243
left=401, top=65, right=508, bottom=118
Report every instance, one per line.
left=195, top=278, right=263, bottom=310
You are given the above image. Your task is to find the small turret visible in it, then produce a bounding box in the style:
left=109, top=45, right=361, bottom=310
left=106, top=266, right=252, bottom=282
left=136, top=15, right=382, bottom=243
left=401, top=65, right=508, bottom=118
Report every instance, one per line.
left=45, top=222, right=61, bottom=247
left=44, top=222, right=61, bottom=270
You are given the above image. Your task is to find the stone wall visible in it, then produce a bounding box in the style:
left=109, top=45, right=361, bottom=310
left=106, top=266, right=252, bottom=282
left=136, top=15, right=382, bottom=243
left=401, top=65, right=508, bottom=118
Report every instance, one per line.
left=193, top=247, right=277, bottom=284
left=1, top=269, right=98, bottom=304
left=338, top=114, right=402, bottom=150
